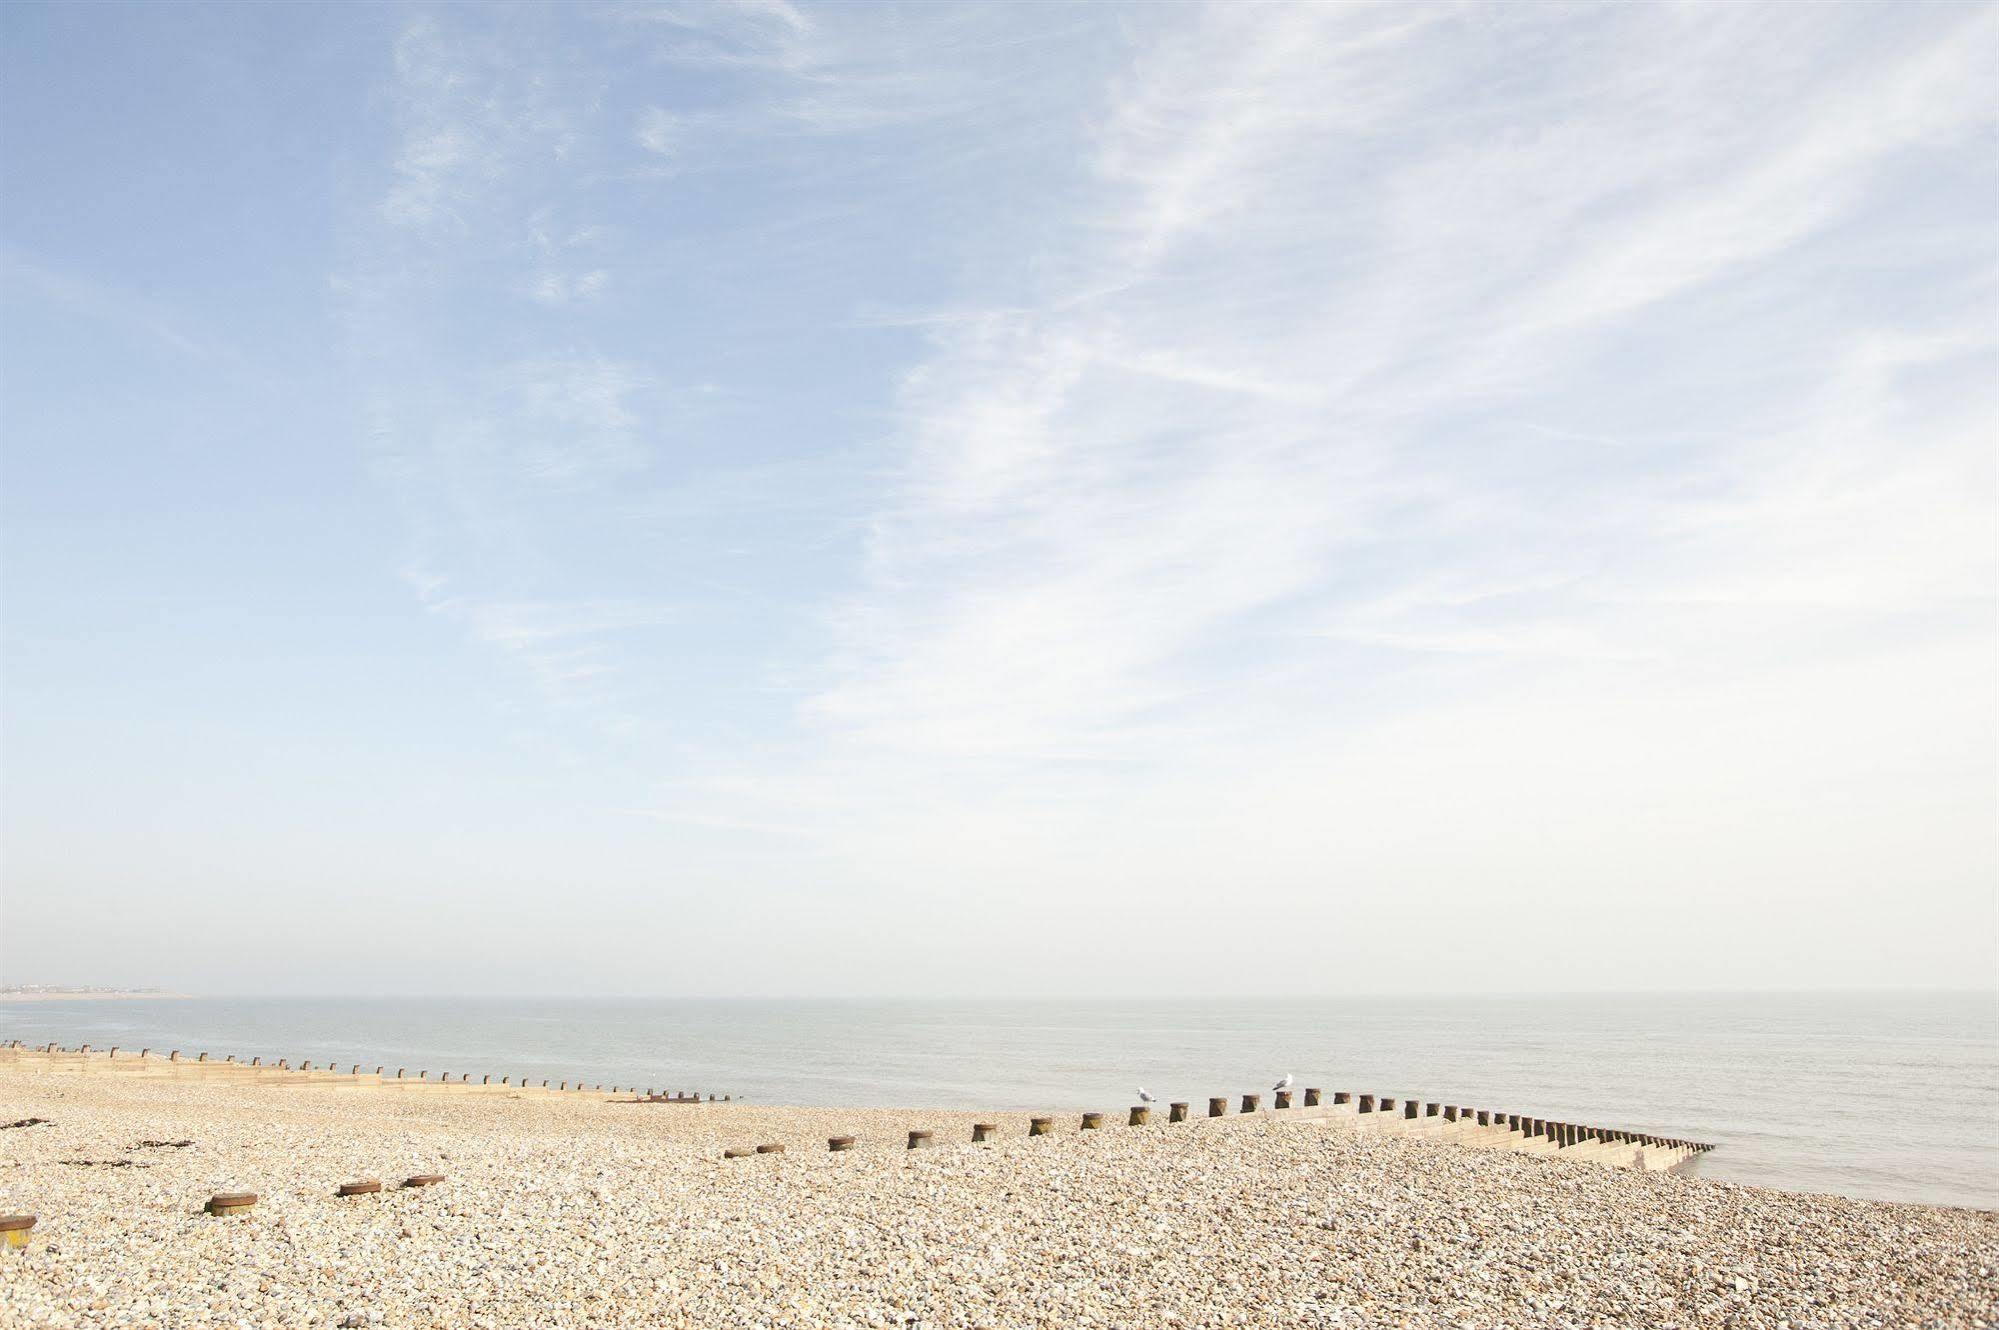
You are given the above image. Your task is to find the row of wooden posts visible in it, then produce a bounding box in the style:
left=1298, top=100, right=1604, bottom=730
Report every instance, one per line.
left=12, top=1044, right=1712, bottom=1154
left=725, top=1088, right=1713, bottom=1158
left=10, top=1042, right=730, bottom=1102
left=1, top=1175, right=448, bottom=1248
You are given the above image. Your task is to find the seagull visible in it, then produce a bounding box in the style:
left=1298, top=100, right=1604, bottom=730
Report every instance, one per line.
left=1273, top=1073, right=1294, bottom=1094
left=1137, top=1087, right=1157, bottom=1103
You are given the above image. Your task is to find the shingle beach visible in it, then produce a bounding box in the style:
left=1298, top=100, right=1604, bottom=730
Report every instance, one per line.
left=2, top=1051, right=1992, bottom=1328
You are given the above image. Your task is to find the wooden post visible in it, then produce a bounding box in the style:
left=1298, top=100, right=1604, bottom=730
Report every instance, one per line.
left=1239, top=1094, right=1260, bottom=1113
left=1356, top=1094, right=1374, bottom=1113
left=1128, top=1106, right=1150, bottom=1126
left=829, top=1136, right=856, bottom=1151
left=1380, top=1097, right=1396, bottom=1113
left=1029, top=1116, right=1053, bottom=1136
left=1442, top=1106, right=1458, bottom=1122
left=1208, top=1097, right=1228, bottom=1118
left=1425, top=1102, right=1441, bottom=1117
left=756, top=1143, right=784, bottom=1154
left=972, top=1123, right=997, bottom=1142
left=1403, top=1100, right=1418, bottom=1119
left=0, top=1216, right=35, bottom=1251
left=1475, top=1110, right=1489, bottom=1126
left=907, top=1130, right=933, bottom=1149
left=1273, top=1090, right=1292, bottom=1109
left=206, top=1193, right=257, bottom=1217
left=1168, top=1102, right=1189, bottom=1123
left=1080, top=1112, right=1104, bottom=1130
left=1302, top=1088, right=1320, bottom=1107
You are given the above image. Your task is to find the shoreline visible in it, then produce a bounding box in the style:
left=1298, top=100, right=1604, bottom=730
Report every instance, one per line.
left=2, top=1048, right=1993, bottom=1327
left=0, top=993, right=190, bottom=1003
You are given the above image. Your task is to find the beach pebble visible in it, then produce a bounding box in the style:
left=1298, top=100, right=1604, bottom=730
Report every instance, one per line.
left=0, top=1053, right=1993, bottom=1328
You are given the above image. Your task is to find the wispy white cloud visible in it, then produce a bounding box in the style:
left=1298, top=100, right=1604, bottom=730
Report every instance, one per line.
left=1, top=249, right=243, bottom=363
left=335, top=2, right=1993, bottom=987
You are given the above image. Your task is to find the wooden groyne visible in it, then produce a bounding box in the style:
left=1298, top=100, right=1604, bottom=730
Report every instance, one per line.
left=1, top=1045, right=1713, bottom=1173
left=0, top=1041, right=733, bottom=1103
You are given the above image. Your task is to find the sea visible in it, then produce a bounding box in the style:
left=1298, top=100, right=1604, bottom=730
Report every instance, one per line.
left=5, top=990, right=1992, bottom=1210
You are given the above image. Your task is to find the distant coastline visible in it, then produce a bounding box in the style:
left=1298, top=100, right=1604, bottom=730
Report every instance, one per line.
left=0, top=988, right=189, bottom=1002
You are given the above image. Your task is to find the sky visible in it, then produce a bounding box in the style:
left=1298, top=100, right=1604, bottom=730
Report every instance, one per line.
left=1, top=1, right=1993, bottom=997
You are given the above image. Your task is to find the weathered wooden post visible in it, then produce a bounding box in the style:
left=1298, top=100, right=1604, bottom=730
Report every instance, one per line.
left=1029, top=1116, right=1053, bottom=1136
left=1380, top=1097, right=1397, bottom=1113
left=972, top=1123, right=997, bottom=1142
left=337, top=1180, right=383, bottom=1197
left=1302, top=1088, right=1321, bottom=1107
left=1333, top=1091, right=1351, bottom=1105
left=907, top=1130, right=933, bottom=1150
left=1080, top=1112, right=1104, bottom=1130
left=1425, top=1102, right=1441, bottom=1118
left=1475, top=1110, right=1489, bottom=1126
left=1240, top=1094, right=1260, bottom=1113
left=1442, top=1106, right=1458, bottom=1122
left=1273, top=1090, right=1292, bottom=1109
left=1403, top=1100, right=1418, bottom=1119
left=1168, top=1102, right=1189, bottom=1123
left=1357, top=1093, right=1374, bottom=1112
left=829, top=1136, right=856, bottom=1151
left=206, top=1192, right=257, bottom=1217
left=1128, top=1106, right=1150, bottom=1126
left=756, top=1143, right=785, bottom=1154
left=0, top=1216, right=35, bottom=1250
left=169, top=1050, right=180, bottom=1061
left=1208, top=1097, right=1228, bottom=1117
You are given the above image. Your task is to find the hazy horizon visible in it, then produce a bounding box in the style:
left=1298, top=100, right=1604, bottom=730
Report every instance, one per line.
left=8, top=985, right=1999, bottom=1001
left=3, top=1, right=1995, bottom=998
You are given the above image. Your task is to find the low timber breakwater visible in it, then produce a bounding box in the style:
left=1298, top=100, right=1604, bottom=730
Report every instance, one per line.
left=1, top=1043, right=1990, bottom=1328
left=3, top=1041, right=1711, bottom=1173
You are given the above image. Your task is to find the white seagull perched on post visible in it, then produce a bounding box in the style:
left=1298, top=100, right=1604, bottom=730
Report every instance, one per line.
left=1273, top=1073, right=1294, bottom=1095
left=1137, top=1087, right=1157, bottom=1103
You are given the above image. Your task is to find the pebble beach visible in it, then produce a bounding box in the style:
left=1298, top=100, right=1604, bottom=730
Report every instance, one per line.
left=1, top=1052, right=1993, bottom=1329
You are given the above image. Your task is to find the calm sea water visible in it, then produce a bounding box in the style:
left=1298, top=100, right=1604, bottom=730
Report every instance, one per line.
left=5, top=991, right=1992, bottom=1210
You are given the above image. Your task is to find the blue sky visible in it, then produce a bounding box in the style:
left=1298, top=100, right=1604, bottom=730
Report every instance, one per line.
left=2, top=1, right=1993, bottom=995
